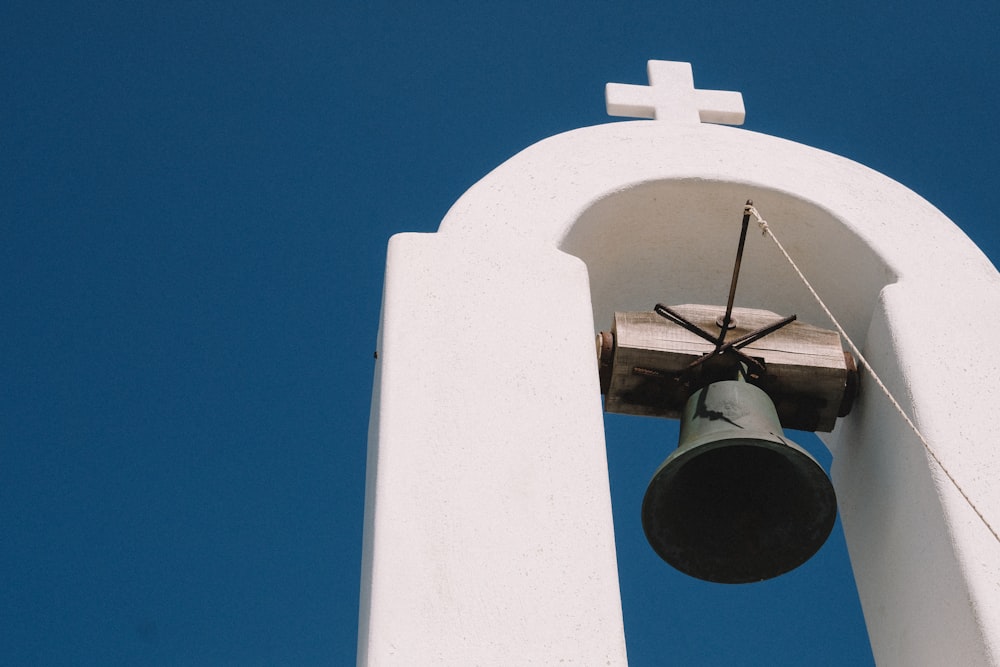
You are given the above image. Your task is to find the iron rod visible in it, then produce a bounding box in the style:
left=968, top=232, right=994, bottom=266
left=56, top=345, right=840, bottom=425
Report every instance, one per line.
left=717, top=201, right=754, bottom=345
left=654, top=303, right=719, bottom=345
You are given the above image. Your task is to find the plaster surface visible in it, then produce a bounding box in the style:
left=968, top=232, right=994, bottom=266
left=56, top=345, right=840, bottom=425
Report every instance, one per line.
left=361, top=62, right=1000, bottom=665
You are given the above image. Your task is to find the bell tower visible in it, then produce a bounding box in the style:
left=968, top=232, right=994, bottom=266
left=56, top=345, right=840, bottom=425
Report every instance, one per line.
left=359, top=61, right=1000, bottom=665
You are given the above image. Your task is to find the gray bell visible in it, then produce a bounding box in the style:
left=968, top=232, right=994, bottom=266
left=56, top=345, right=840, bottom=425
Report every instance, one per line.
left=641, top=379, right=837, bottom=583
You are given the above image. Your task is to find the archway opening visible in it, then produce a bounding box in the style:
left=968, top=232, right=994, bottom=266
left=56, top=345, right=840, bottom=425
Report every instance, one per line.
left=559, top=179, right=886, bottom=664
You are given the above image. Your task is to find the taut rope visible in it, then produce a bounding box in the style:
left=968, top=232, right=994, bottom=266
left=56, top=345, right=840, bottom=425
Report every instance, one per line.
left=746, top=204, right=1000, bottom=545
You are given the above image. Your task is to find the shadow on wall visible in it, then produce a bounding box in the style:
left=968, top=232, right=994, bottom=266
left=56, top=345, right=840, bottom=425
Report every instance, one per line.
left=559, top=179, right=895, bottom=343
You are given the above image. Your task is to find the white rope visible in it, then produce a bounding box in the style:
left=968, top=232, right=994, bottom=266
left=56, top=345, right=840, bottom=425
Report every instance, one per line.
left=746, top=205, right=1000, bottom=545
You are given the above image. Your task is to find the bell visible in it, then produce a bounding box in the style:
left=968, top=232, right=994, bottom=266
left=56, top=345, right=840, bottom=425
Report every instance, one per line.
left=641, top=379, right=837, bottom=583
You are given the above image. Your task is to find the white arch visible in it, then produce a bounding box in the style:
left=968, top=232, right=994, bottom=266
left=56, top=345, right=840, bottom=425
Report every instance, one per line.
left=361, top=116, right=1000, bottom=665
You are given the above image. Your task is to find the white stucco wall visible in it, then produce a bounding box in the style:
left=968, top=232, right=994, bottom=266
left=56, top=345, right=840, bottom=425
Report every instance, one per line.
left=361, top=114, right=1000, bottom=665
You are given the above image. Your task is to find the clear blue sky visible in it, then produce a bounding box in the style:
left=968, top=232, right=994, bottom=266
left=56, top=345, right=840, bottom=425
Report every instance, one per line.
left=2, top=2, right=997, bottom=665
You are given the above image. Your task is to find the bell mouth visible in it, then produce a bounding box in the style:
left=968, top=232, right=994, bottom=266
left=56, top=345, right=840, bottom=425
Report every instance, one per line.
left=641, top=438, right=837, bottom=584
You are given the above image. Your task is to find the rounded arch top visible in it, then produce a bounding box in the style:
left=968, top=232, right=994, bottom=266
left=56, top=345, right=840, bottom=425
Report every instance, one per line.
left=437, top=119, right=998, bottom=342
left=439, top=120, right=991, bottom=281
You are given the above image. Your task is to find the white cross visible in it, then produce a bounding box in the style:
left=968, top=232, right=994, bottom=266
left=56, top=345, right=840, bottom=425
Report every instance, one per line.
left=606, top=60, right=745, bottom=125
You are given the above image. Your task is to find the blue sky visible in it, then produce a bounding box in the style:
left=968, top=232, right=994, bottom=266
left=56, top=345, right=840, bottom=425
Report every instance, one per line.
left=2, top=2, right=997, bottom=665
